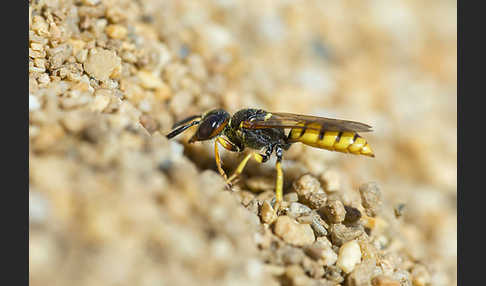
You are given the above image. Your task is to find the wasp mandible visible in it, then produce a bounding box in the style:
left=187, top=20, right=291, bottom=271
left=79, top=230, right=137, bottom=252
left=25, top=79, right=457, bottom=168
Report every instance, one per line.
left=166, top=108, right=374, bottom=206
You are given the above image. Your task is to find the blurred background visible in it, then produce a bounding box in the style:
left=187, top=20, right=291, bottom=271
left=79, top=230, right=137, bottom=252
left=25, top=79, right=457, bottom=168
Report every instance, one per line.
left=29, top=0, right=456, bottom=285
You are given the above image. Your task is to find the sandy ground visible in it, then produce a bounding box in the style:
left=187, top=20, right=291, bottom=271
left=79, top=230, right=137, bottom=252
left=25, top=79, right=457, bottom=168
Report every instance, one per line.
left=29, top=0, right=456, bottom=285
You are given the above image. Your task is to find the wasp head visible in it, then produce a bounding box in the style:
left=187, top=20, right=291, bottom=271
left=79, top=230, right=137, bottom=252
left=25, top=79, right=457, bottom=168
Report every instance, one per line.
left=189, top=109, right=230, bottom=142
left=166, top=109, right=230, bottom=143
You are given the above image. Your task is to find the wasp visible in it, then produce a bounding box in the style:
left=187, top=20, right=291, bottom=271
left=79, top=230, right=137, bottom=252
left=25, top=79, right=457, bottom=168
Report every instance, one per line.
left=166, top=108, right=374, bottom=207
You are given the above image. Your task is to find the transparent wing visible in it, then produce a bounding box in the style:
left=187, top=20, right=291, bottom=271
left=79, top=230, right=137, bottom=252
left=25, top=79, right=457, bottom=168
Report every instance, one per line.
left=241, top=112, right=373, bottom=132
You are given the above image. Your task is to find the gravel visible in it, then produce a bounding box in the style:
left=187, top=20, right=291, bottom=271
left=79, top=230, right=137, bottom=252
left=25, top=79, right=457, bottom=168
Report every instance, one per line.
left=29, top=0, right=456, bottom=285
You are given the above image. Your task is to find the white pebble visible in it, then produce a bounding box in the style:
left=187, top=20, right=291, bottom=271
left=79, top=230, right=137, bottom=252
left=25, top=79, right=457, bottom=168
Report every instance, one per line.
left=337, top=240, right=362, bottom=273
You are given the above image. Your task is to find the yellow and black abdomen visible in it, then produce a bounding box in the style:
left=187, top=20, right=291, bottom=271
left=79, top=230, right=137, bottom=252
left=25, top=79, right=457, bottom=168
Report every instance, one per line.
left=288, top=123, right=374, bottom=157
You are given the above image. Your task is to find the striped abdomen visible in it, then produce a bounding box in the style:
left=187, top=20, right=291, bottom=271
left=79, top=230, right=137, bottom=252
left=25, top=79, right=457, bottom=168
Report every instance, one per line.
left=288, top=124, right=374, bottom=157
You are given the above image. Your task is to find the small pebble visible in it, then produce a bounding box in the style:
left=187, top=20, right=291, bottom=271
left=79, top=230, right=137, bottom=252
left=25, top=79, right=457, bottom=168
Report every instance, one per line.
left=37, top=74, right=50, bottom=85
left=30, top=42, right=44, bottom=51
left=288, top=202, right=312, bottom=218
left=274, top=216, right=315, bottom=246
left=315, top=236, right=332, bottom=248
left=321, top=247, right=338, bottom=267
left=359, top=182, right=383, bottom=217
left=300, top=192, right=327, bottom=209
left=320, top=199, right=346, bottom=223
left=34, top=58, right=46, bottom=70
left=31, top=15, right=49, bottom=36
left=330, top=224, right=364, bottom=246
left=84, top=48, right=122, bottom=81
left=292, top=174, right=323, bottom=197
left=336, top=240, right=362, bottom=274
left=372, top=275, right=401, bottom=286
left=260, top=200, right=277, bottom=224
left=310, top=215, right=328, bottom=237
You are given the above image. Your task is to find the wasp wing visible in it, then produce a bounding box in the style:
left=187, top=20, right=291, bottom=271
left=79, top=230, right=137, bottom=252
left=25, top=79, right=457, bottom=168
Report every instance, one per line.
left=241, top=112, right=373, bottom=132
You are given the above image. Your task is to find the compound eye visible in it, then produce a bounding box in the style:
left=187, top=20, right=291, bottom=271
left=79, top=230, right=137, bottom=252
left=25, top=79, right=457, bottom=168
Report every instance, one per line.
left=197, top=114, right=222, bottom=139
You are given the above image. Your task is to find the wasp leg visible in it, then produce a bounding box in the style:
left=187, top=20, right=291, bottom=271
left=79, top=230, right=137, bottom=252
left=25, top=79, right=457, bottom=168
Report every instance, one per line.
left=274, top=146, right=284, bottom=210
left=214, top=138, right=229, bottom=181
left=227, top=153, right=253, bottom=183
left=228, top=144, right=275, bottom=185
left=227, top=153, right=265, bottom=184
left=215, top=137, right=240, bottom=181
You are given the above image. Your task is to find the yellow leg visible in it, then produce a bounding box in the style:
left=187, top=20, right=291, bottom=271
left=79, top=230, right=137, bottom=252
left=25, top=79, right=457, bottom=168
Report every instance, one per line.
left=227, top=153, right=264, bottom=183
left=275, top=160, right=283, bottom=204
left=227, top=153, right=252, bottom=183
left=214, top=139, right=228, bottom=181
left=273, top=145, right=284, bottom=211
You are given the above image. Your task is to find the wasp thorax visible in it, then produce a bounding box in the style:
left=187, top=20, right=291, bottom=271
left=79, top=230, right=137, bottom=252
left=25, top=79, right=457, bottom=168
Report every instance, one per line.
left=189, top=109, right=230, bottom=142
